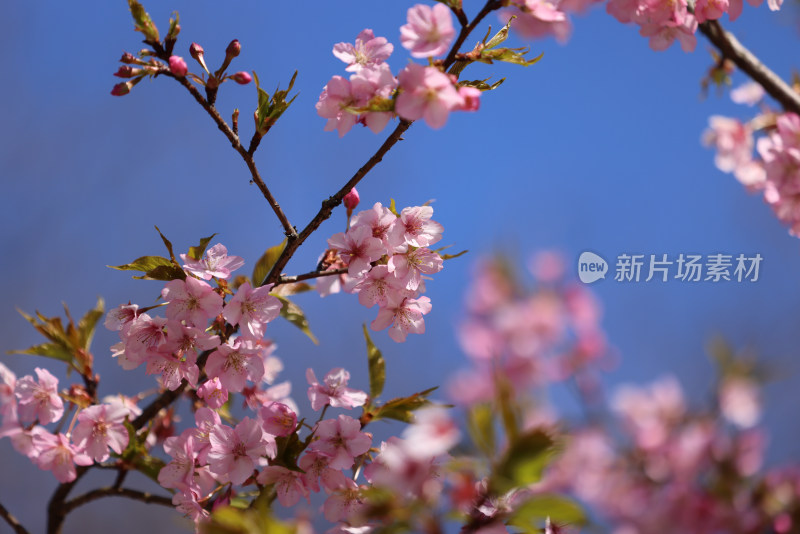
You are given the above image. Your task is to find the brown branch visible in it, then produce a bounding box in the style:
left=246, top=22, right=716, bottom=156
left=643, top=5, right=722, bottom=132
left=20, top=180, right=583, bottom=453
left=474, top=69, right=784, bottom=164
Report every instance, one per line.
left=164, top=71, right=298, bottom=240
left=263, top=0, right=503, bottom=285
left=273, top=267, right=349, bottom=287
left=47, top=469, right=88, bottom=534
left=0, top=501, right=30, bottom=534
left=699, top=20, right=800, bottom=116
left=64, top=487, right=173, bottom=514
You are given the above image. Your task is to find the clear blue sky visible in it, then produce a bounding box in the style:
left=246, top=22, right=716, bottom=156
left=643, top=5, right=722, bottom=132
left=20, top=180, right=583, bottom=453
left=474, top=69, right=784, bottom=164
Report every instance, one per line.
left=1, top=1, right=799, bottom=532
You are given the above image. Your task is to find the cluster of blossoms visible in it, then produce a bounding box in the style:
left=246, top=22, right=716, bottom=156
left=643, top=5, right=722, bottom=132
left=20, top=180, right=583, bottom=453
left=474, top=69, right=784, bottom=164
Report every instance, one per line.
left=502, top=0, right=781, bottom=52
left=317, top=4, right=481, bottom=135
left=703, top=86, right=800, bottom=238
left=318, top=194, right=446, bottom=343
left=444, top=252, right=800, bottom=533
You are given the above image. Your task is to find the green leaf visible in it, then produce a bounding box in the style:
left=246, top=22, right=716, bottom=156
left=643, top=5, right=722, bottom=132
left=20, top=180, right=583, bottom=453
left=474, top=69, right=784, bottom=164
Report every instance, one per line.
left=374, top=387, right=438, bottom=423
left=490, top=428, right=557, bottom=494
left=166, top=11, right=180, bottom=41
left=480, top=48, right=544, bottom=67
left=119, top=421, right=165, bottom=484
left=252, top=239, right=287, bottom=287
left=466, top=403, right=495, bottom=457
left=132, top=264, right=187, bottom=281
left=507, top=495, right=586, bottom=530
left=459, top=78, right=505, bottom=91
left=109, top=256, right=186, bottom=281
left=188, top=233, right=218, bottom=260
left=440, top=249, right=469, bottom=261
left=273, top=295, right=318, bottom=345
left=7, top=342, right=73, bottom=363
left=363, top=324, right=385, bottom=399
left=484, top=17, right=514, bottom=49
left=128, top=0, right=160, bottom=42
left=77, top=297, right=105, bottom=351
left=253, top=71, right=299, bottom=135
left=154, top=226, right=176, bottom=261
left=388, top=198, right=399, bottom=217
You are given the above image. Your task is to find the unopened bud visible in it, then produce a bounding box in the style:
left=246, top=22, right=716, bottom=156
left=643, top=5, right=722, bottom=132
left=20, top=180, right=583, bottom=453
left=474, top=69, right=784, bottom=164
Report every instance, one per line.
left=456, top=86, right=481, bottom=112
left=169, top=55, right=188, bottom=77
left=114, top=66, right=140, bottom=78
left=226, top=39, right=241, bottom=60
left=111, top=81, right=133, bottom=96
left=344, top=187, right=360, bottom=216
left=190, top=42, right=204, bottom=61
left=230, top=71, right=252, bottom=85
left=120, top=52, right=137, bottom=64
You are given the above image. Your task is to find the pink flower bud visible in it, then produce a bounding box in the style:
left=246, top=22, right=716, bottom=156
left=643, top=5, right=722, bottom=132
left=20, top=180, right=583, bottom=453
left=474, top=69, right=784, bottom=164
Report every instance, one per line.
left=114, top=66, right=139, bottom=78
left=120, top=52, right=137, bottom=64
left=456, top=86, right=481, bottom=112
left=169, top=55, right=188, bottom=77
left=230, top=71, right=252, bottom=85
left=111, top=81, right=133, bottom=96
left=226, top=39, right=241, bottom=59
left=189, top=42, right=204, bottom=61
left=343, top=188, right=360, bottom=211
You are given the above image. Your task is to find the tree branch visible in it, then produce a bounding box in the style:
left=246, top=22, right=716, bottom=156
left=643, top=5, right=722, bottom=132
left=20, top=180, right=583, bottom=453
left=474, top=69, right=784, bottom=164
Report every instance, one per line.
left=273, top=267, right=349, bottom=287
left=0, top=501, right=30, bottom=534
left=64, top=487, right=173, bottom=514
left=699, top=20, right=800, bottom=116
left=263, top=0, right=504, bottom=285
left=164, top=71, right=298, bottom=240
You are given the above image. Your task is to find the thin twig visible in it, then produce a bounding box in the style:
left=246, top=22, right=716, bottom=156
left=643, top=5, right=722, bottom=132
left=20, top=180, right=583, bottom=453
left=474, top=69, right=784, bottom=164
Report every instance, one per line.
left=0, top=501, right=30, bottom=534
left=64, top=488, right=173, bottom=514
left=273, top=267, right=349, bottom=287
left=699, top=20, right=800, bottom=116
left=164, top=71, right=298, bottom=240
left=263, top=0, right=503, bottom=285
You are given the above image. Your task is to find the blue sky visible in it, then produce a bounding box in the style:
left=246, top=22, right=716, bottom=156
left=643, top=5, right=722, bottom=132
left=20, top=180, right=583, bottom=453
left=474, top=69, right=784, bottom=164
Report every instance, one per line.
left=1, top=1, right=799, bottom=532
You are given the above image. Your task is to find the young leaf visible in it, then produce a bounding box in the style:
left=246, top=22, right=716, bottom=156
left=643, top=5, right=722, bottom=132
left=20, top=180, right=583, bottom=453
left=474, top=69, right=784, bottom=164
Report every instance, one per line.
left=440, top=249, right=468, bottom=261
left=507, top=494, right=586, bottom=530
left=374, top=386, right=438, bottom=423
left=252, top=239, right=287, bottom=287
left=363, top=324, right=385, bottom=399
left=187, top=233, right=218, bottom=261
left=490, top=428, right=557, bottom=494
left=109, top=256, right=186, bottom=281
left=388, top=198, right=399, bottom=217
left=77, top=297, right=105, bottom=351
left=466, top=402, right=495, bottom=457
left=127, top=0, right=160, bottom=43
left=273, top=295, right=318, bottom=345
left=154, top=226, right=176, bottom=261
left=7, top=342, right=73, bottom=364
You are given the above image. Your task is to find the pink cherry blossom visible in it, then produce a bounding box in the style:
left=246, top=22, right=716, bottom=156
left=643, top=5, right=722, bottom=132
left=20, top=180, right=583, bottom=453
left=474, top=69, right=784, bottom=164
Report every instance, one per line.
left=222, top=282, right=282, bottom=339
left=191, top=408, right=221, bottom=465
left=396, top=206, right=444, bottom=248
left=328, top=225, right=386, bottom=277
left=702, top=116, right=756, bottom=177
left=169, top=55, right=188, bottom=77
left=343, top=187, right=360, bottom=212
left=719, top=377, right=761, bottom=429
left=371, top=296, right=433, bottom=343
left=257, top=466, right=309, bottom=507
left=323, top=478, right=366, bottom=523
left=387, top=247, right=443, bottom=291
left=180, top=243, right=244, bottom=280
left=455, top=86, right=481, bottom=112
left=317, top=76, right=360, bottom=137
left=299, top=451, right=349, bottom=493
left=71, top=403, right=129, bottom=462
left=639, top=15, right=698, bottom=52
left=350, top=202, right=405, bottom=251
left=395, top=63, right=462, bottom=129
left=400, top=4, right=456, bottom=58
left=352, top=265, right=406, bottom=308
left=33, top=431, right=92, bottom=483
left=333, top=29, right=393, bottom=72
left=207, top=417, right=274, bottom=485
left=259, top=402, right=297, bottom=437
left=120, top=313, right=167, bottom=368
left=306, top=368, right=368, bottom=411
left=0, top=362, right=17, bottom=424
left=104, top=303, right=139, bottom=331
left=402, top=407, right=460, bottom=459
left=145, top=348, right=199, bottom=390
left=504, top=0, right=571, bottom=43
left=350, top=63, right=398, bottom=134
left=693, top=0, right=729, bottom=22
left=205, top=338, right=265, bottom=392
left=159, top=432, right=197, bottom=491
left=197, top=377, right=228, bottom=409
left=15, top=368, right=64, bottom=425
left=162, top=277, right=223, bottom=327
left=309, top=415, right=372, bottom=470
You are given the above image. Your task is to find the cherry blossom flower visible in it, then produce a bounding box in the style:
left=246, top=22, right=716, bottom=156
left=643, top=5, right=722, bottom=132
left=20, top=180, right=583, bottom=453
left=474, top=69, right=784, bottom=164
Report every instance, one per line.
left=259, top=402, right=297, bottom=437
left=371, top=296, right=432, bottom=343
left=719, top=377, right=761, bottom=428
left=0, top=362, right=17, bottom=424
left=402, top=407, right=460, bottom=459
left=306, top=368, right=368, bottom=411
left=120, top=313, right=167, bottom=368
left=309, top=415, right=372, bottom=470
left=205, top=338, right=266, bottom=392
left=15, top=368, right=64, bottom=425
left=396, top=206, right=444, bottom=248
left=352, top=265, right=406, bottom=308
left=207, top=417, right=274, bottom=485
left=299, top=451, right=349, bottom=493
left=180, top=243, right=244, bottom=280
left=333, top=29, right=393, bottom=72
left=400, top=4, right=455, bottom=58
left=162, top=277, right=223, bottom=327
left=145, top=348, right=199, bottom=390
left=223, top=282, right=282, bottom=339
left=328, top=225, right=386, bottom=277
left=33, top=431, right=92, bottom=483
left=317, top=76, right=360, bottom=137
left=257, top=466, right=309, bottom=507
left=395, top=63, right=462, bottom=129
left=72, top=403, right=130, bottom=462
left=504, top=0, right=571, bottom=43
left=387, top=247, right=443, bottom=291
left=197, top=377, right=228, bottom=409
left=323, top=478, right=366, bottom=523
left=350, top=202, right=405, bottom=250
left=639, top=15, right=698, bottom=52
left=104, top=303, right=139, bottom=332
left=159, top=433, right=196, bottom=492
left=350, top=63, right=398, bottom=134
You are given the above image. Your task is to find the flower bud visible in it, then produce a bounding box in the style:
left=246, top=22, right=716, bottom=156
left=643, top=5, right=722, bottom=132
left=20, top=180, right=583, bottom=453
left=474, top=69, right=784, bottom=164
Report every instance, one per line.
left=189, top=42, right=204, bottom=61
left=230, top=71, right=252, bottom=85
left=111, top=81, right=133, bottom=96
left=169, top=55, right=188, bottom=77
left=226, top=39, right=241, bottom=60
left=456, top=86, right=481, bottom=112
left=120, top=52, right=138, bottom=64
left=114, top=66, right=140, bottom=78
left=344, top=187, right=360, bottom=217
